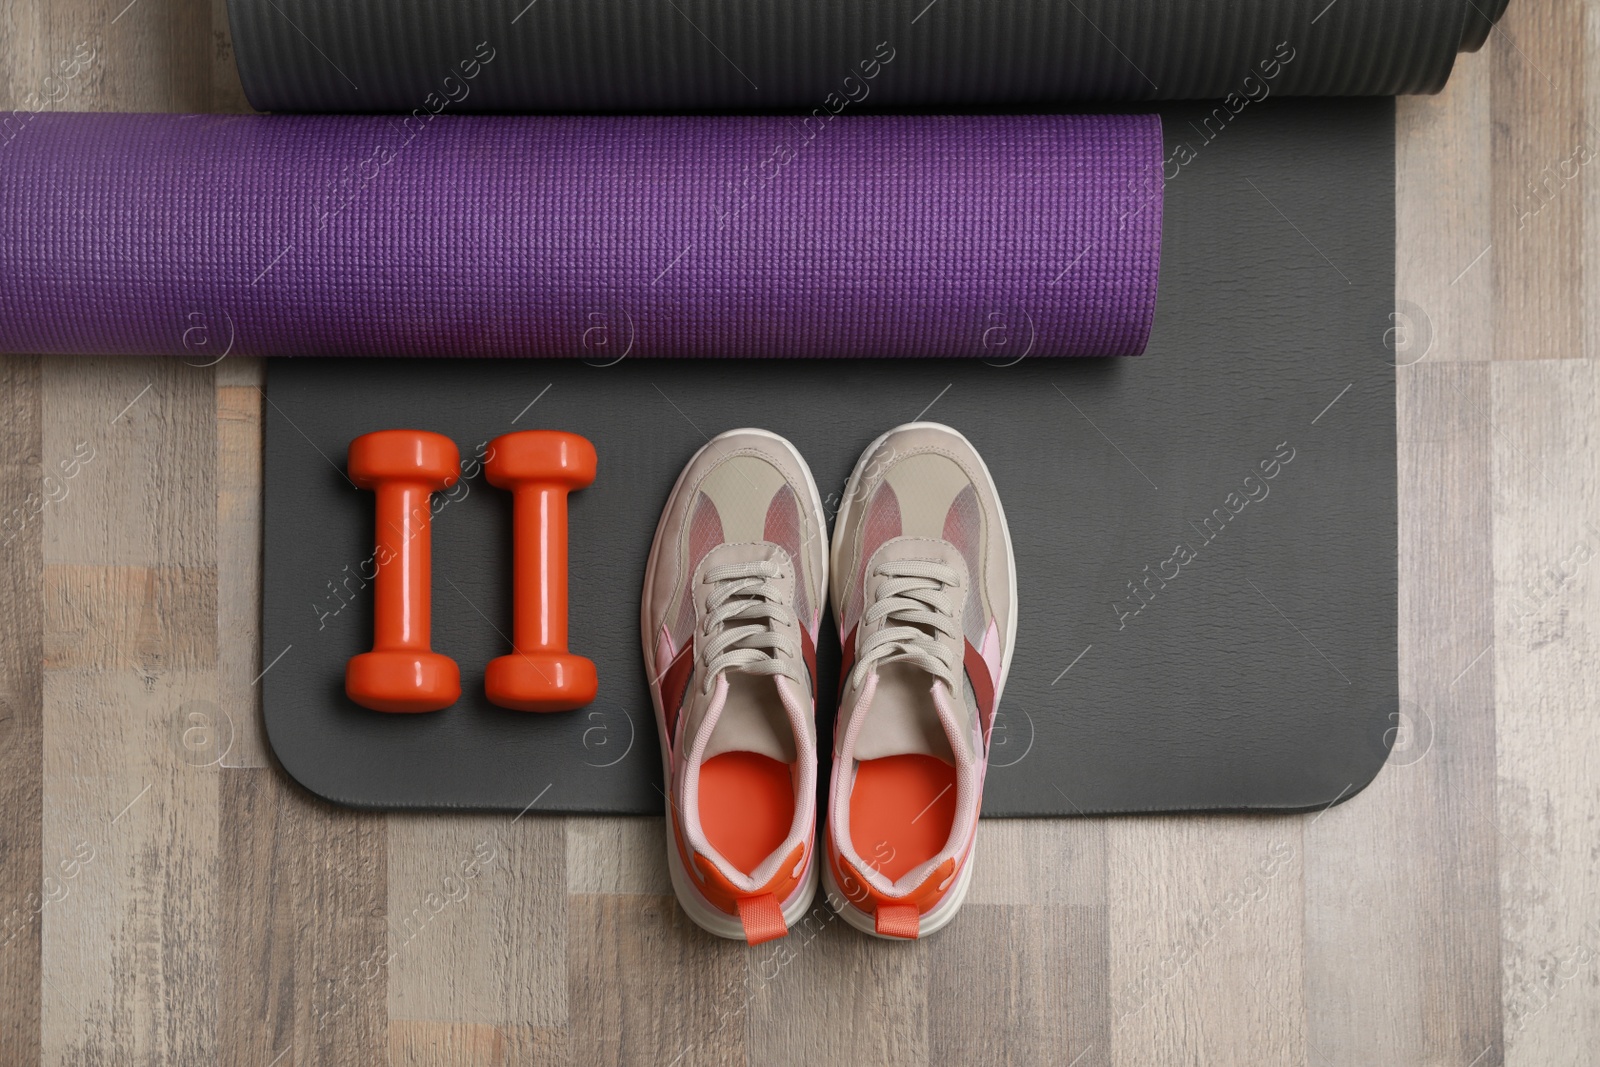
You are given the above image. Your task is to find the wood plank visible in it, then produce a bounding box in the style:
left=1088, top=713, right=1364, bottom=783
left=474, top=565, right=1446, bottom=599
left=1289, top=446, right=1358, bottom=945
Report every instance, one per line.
left=568, top=894, right=750, bottom=1067
left=389, top=1020, right=567, bottom=1066
left=39, top=667, right=220, bottom=1065
left=1396, top=48, right=1492, bottom=363
left=1402, top=364, right=1504, bottom=1065
left=2, top=16, right=78, bottom=1066
left=0, top=0, right=45, bottom=101
left=928, top=904, right=1106, bottom=1067
left=742, top=906, right=928, bottom=1067
left=215, top=766, right=295, bottom=1067
left=965, top=819, right=1105, bottom=908
left=1106, top=815, right=1305, bottom=1066
left=217, top=364, right=267, bottom=766
left=93, top=0, right=211, bottom=112
left=1590, top=0, right=1600, bottom=365
left=386, top=814, right=566, bottom=1032
left=36, top=63, right=222, bottom=1039
left=1492, top=0, right=1587, bottom=360
left=1491, top=359, right=1600, bottom=1066
left=565, top=816, right=670, bottom=896
left=37, top=303, right=224, bottom=1067
left=0, top=355, right=45, bottom=1065
left=1303, top=768, right=1429, bottom=1065
left=927, top=820, right=1108, bottom=1063
left=209, top=0, right=251, bottom=113
left=1416, top=362, right=1507, bottom=1062
left=44, top=564, right=216, bottom=674
left=216, top=766, right=390, bottom=1066
left=1304, top=361, right=1501, bottom=1064
left=41, top=357, right=217, bottom=568
left=217, top=767, right=392, bottom=1067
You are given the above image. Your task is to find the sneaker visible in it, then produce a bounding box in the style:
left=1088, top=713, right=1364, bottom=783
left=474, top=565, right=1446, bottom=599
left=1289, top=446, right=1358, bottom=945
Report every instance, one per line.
left=823, top=422, right=1017, bottom=939
left=641, top=429, right=827, bottom=943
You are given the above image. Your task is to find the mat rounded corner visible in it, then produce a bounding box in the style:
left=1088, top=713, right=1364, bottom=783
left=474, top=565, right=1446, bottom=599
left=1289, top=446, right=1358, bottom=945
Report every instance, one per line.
left=1337, top=698, right=1425, bottom=808
left=1296, top=750, right=1390, bottom=815
left=261, top=704, right=389, bottom=814
left=1270, top=707, right=1406, bottom=816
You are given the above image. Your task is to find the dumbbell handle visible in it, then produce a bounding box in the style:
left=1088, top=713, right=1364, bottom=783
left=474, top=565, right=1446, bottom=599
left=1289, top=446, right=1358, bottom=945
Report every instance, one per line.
left=372, top=481, right=434, bottom=651
left=510, top=483, right=570, bottom=654
left=482, top=429, right=594, bottom=713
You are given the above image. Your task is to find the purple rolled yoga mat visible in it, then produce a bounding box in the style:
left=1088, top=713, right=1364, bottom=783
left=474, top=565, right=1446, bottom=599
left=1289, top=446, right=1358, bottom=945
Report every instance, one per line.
left=0, top=113, right=1162, bottom=359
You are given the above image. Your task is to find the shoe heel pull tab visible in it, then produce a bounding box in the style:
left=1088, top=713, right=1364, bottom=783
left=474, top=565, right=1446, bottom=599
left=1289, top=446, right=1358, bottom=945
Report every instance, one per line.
left=736, top=894, right=788, bottom=945
left=875, top=902, right=920, bottom=939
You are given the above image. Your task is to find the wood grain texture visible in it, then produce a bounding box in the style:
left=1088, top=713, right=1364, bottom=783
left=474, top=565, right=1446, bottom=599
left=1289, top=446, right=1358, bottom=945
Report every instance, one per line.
left=3, top=0, right=1598, bottom=1063
left=216, top=361, right=266, bottom=767
left=207, top=0, right=248, bottom=112
left=928, top=904, right=1106, bottom=1067
left=1492, top=0, right=1587, bottom=360
left=1107, top=816, right=1306, bottom=1066
left=1302, top=362, right=1504, bottom=1067
left=743, top=908, right=929, bottom=1066
left=950, top=821, right=1109, bottom=1064
left=0, top=356, right=45, bottom=1065
left=567, top=894, right=749, bottom=1066
left=1397, top=53, right=1492, bottom=363
left=565, top=816, right=670, bottom=896
left=35, top=262, right=224, bottom=1067
left=386, top=814, right=566, bottom=1033
left=217, top=766, right=389, bottom=1066
left=39, top=668, right=220, bottom=1064
left=1299, top=77, right=1500, bottom=1058
left=1491, top=359, right=1600, bottom=1067
left=1590, top=0, right=1600, bottom=365
left=1404, top=363, right=1505, bottom=1066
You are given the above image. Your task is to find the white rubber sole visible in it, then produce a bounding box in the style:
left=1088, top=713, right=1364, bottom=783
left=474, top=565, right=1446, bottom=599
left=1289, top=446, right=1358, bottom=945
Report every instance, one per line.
left=640, top=428, right=828, bottom=943
left=823, top=421, right=1018, bottom=939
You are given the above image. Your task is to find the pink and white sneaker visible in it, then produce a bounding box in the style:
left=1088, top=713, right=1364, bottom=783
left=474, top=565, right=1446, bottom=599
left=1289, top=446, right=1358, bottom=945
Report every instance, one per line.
left=641, top=429, right=827, bottom=943
left=823, top=422, right=1017, bottom=940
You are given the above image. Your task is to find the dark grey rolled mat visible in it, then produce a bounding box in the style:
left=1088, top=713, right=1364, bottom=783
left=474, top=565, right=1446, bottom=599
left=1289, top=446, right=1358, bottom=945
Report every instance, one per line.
left=260, top=98, right=1398, bottom=817
left=226, top=0, right=1506, bottom=113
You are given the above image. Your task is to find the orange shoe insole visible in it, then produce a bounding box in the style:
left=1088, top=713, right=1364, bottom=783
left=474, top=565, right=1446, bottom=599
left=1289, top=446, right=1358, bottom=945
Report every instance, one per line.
left=698, top=752, right=795, bottom=876
left=848, top=754, right=957, bottom=883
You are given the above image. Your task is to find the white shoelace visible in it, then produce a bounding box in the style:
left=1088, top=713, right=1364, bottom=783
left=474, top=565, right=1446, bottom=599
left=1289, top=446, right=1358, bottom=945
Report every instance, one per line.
left=848, top=558, right=962, bottom=693
left=698, top=559, right=802, bottom=694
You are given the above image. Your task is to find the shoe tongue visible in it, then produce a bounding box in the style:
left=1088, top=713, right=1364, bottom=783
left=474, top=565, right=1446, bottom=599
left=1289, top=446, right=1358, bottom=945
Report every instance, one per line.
left=852, top=662, right=956, bottom=764
left=698, top=671, right=800, bottom=764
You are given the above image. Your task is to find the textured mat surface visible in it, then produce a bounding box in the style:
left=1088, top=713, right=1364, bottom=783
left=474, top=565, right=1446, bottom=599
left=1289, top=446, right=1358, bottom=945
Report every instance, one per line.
left=0, top=112, right=1160, bottom=360
left=262, top=98, right=1398, bottom=817
left=227, top=0, right=1505, bottom=112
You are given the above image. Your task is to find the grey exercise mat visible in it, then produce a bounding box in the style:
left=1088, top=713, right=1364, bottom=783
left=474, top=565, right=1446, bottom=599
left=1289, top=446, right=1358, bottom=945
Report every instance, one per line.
left=228, top=0, right=1505, bottom=112
left=262, top=97, right=1397, bottom=816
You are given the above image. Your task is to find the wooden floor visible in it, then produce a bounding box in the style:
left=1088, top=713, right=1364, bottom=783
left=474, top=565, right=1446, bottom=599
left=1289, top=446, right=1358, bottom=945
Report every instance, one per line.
left=2, top=0, right=1597, bottom=1063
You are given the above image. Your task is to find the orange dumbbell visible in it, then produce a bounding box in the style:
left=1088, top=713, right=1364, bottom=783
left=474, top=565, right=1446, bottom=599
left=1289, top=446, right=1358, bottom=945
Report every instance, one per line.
left=344, top=430, right=462, bottom=713
left=484, top=430, right=598, bottom=712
